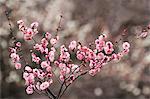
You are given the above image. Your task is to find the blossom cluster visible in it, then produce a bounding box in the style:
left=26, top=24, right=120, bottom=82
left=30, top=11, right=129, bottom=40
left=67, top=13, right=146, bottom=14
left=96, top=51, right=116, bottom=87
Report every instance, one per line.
left=9, top=20, right=130, bottom=95
left=17, top=20, right=38, bottom=40
left=10, top=42, right=22, bottom=69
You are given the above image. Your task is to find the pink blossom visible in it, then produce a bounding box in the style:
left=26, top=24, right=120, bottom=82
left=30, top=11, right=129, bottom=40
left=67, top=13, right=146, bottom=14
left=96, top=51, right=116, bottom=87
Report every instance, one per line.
left=30, top=22, right=38, bottom=29
left=59, top=63, right=70, bottom=75
left=17, top=20, right=24, bottom=25
left=36, top=82, right=40, bottom=90
left=122, top=42, right=130, bottom=49
left=59, top=51, right=70, bottom=62
left=59, top=75, right=65, bottom=81
left=48, top=51, right=55, bottom=62
left=71, top=64, right=79, bottom=73
left=46, top=66, right=52, bottom=72
left=26, top=85, right=33, bottom=94
left=15, top=62, right=22, bottom=69
left=24, top=73, right=35, bottom=85
left=44, top=48, right=49, bottom=54
left=48, top=79, right=53, bottom=84
left=69, top=40, right=77, bottom=50
left=59, top=63, right=66, bottom=69
left=10, top=53, right=20, bottom=63
left=89, top=69, right=97, bottom=76
left=47, top=73, right=53, bottom=78
left=112, top=53, right=122, bottom=61
left=33, top=68, right=39, bottom=76
left=56, top=35, right=59, bottom=40
left=105, top=41, right=113, bottom=48
left=23, top=72, right=29, bottom=79
left=50, top=38, right=57, bottom=45
left=39, top=46, right=45, bottom=53
left=41, top=38, right=48, bottom=48
left=104, top=46, right=114, bottom=55
left=45, top=32, right=51, bottom=40
left=17, top=20, right=27, bottom=33
left=25, top=66, right=32, bottom=72
left=59, top=45, right=70, bottom=62
left=31, top=53, right=41, bottom=64
left=16, top=42, right=21, bottom=47
left=37, top=71, right=45, bottom=80
left=9, top=48, right=17, bottom=53
left=76, top=51, right=84, bottom=60
left=34, top=44, right=42, bottom=51
left=40, top=81, right=50, bottom=90
left=61, top=67, right=70, bottom=75
left=95, top=35, right=106, bottom=52
left=41, top=61, right=49, bottom=68
left=96, top=52, right=104, bottom=60
left=24, top=28, right=34, bottom=40
left=123, top=49, right=130, bottom=54
left=51, top=47, right=56, bottom=52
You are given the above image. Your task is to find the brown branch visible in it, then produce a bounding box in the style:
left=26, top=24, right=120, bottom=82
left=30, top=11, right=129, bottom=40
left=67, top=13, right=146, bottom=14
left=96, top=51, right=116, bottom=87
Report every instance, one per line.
left=56, top=15, right=63, bottom=35
left=59, top=71, right=88, bottom=99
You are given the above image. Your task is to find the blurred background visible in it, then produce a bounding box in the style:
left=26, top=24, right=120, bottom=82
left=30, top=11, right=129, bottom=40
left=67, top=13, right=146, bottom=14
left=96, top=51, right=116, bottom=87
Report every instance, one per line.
left=0, top=0, right=150, bottom=99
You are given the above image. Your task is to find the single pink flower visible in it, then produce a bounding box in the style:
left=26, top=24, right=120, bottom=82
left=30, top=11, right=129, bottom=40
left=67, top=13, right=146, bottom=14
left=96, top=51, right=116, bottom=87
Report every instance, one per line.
left=40, top=81, right=50, bottom=90
left=25, top=66, right=32, bottom=72
left=16, top=42, right=21, bottom=47
left=41, top=38, right=48, bottom=48
left=30, top=22, right=38, bottom=29
left=69, top=40, right=77, bottom=50
left=41, top=61, right=49, bottom=68
left=89, top=69, right=96, bottom=76
left=122, top=42, right=130, bottom=49
left=48, top=51, right=55, bottom=62
left=26, top=86, right=33, bottom=94
left=45, top=32, right=51, bottom=40
left=46, top=66, right=52, bottom=72
left=15, top=62, right=22, bottom=69
left=50, top=38, right=57, bottom=45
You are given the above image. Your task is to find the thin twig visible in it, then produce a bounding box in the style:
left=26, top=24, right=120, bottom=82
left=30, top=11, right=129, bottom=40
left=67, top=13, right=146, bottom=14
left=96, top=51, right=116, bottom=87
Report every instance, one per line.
left=59, top=71, right=88, bottom=99
left=56, top=15, right=63, bottom=35
left=5, top=8, right=16, bottom=41
left=46, top=88, right=56, bottom=99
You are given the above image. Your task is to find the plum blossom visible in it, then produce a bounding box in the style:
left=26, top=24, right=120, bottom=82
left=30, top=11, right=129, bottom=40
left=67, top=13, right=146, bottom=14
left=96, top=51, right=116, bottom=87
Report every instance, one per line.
left=41, top=38, right=48, bottom=48
left=59, top=45, right=70, bottom=62
left=16, top=42, right=21, bottom=47
left=122, top=42, right=130, bottom=50
left=46, top=66, right=52, bottom=72
left=40, top=81, right=50, bottom=90
left=15, top=62, right=22, bottom=69
left=50, top=38, right=57, bottom=45
left=45, top=32, right=51, bottom=40
left=71, top=64, right=80, bottom=73
left=26, top=85, right=33, bottom=94
left=31, top=53, right=41, bottom=64
left=41, top=61, right=49, bottom=68
left=24, top=28, right=34, bottom=40
left=69, top=40, right=77, bottom=50
left=10, top=53, right=20, bottom=63
left=17, top=20, right=39, bottom=40
left=25, top=66, right=32, bottom=72
left=30, top=22, right=38, bottom=29
left=48, top=51, right=55, bottom=62
left=89, top=69, right=97, bottom=76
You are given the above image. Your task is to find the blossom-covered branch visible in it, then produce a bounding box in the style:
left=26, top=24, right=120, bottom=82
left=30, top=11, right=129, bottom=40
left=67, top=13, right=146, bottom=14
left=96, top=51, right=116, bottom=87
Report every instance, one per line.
left=9, top=20, right=131, bottom=99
